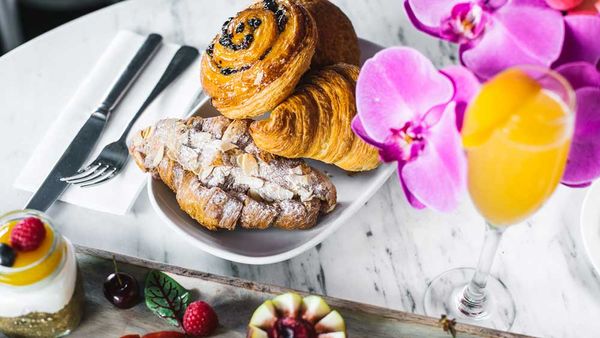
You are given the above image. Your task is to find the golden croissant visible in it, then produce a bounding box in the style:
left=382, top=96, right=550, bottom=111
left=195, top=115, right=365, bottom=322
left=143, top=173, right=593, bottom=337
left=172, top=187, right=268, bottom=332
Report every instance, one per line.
left=129, top=116, right=337, bottom=231
left=201, top=0, right=318, bottom=119
left=250, top=63, right=380, bottom=172
left=295, top=0, right=360, bottom=67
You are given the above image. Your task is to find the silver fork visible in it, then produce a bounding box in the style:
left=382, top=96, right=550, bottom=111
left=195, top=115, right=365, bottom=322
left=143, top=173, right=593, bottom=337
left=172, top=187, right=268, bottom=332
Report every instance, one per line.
left=61, top=45, right=199, bottom=187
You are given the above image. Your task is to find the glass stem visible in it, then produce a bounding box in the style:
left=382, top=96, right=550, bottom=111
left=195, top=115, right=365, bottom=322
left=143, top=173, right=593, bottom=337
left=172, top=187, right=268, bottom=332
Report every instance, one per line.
left=458, top=222, right=505, bottom=317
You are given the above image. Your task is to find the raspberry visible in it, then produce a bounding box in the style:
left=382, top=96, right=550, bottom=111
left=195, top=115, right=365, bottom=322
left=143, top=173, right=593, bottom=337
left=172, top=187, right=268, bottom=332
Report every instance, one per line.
left=10, top=217, right=46, bottom=252
left=183, top=301, right=218, bottom=337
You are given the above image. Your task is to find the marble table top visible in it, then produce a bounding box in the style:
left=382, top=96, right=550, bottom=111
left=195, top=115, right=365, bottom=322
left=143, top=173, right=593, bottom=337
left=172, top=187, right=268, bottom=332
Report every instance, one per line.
left=0, top=0, right=598, bottom=336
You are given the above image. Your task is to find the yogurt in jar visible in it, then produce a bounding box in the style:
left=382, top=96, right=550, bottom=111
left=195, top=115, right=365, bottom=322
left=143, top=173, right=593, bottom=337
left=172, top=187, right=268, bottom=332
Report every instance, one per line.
left=0, top=210, right=84, bottom=337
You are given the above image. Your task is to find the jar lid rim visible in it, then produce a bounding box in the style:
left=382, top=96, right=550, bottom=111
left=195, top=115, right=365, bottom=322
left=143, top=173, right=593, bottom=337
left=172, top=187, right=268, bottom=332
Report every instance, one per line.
left=0, top=209, right=59, bottom=274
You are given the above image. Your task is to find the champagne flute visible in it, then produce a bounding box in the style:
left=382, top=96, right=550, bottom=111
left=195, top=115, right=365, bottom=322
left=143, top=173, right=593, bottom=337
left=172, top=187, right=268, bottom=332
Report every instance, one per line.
left=423, top=65, right=576, bottom=330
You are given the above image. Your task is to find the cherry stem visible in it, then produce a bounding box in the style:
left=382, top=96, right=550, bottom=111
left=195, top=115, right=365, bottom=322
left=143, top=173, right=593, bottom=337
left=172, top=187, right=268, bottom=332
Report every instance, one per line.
left=112, top=255, right=123, bottom=286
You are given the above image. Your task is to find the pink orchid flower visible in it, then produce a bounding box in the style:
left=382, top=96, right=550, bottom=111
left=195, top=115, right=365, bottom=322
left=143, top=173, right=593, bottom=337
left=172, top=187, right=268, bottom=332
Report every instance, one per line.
left=556, top=62, right=600, bottom=187
left=351, top=47, right=479, bottom=212
left=404, top=0, right=565, bottom=80
left=551, top=9, right=600, bottom=186
left=555, top=14, right=600, bottom=67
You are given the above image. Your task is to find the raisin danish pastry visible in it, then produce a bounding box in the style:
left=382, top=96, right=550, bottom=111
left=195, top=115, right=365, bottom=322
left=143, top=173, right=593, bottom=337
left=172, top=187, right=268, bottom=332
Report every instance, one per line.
left=250, top=63, right=380, bottom=172
left=130, top=116, right=336, bottom=231
left=201, top=0, right=318, bottom=119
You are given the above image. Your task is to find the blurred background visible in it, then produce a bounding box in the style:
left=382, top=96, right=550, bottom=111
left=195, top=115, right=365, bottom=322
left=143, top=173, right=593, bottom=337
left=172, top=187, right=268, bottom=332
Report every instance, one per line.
left=0, top=0, right=122, bottom=55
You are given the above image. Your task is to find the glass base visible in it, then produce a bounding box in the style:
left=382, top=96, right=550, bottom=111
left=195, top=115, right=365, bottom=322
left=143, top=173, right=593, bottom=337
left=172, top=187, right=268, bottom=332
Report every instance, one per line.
left=423, top=267, right=516, bottom=331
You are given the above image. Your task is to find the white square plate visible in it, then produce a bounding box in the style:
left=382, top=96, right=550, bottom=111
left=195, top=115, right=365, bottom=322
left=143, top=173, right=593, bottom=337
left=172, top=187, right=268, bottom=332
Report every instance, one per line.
left=147, top=39, right=396, bottom=264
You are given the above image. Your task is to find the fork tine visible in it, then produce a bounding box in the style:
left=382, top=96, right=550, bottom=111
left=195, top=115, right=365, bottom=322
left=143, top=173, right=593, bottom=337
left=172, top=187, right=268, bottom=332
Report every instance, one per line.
left=67, top=165, right=110, bottom=184
left=80, top=168, right=118, bottom=188
left=60, top=163, right=102, bottom=182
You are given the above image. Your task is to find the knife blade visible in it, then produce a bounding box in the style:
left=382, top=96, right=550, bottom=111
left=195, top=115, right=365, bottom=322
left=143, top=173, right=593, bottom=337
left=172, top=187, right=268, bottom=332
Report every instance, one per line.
left=25, top=33, right=163, bottom=212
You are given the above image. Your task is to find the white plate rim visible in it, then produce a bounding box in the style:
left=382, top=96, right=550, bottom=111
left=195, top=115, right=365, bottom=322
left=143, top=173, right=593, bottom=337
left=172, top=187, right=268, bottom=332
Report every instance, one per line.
left=148, top=164, right=395, bottom=265
left=145, top=38, right=395, bottom=265
left=581, top=180, right=600, bottom=274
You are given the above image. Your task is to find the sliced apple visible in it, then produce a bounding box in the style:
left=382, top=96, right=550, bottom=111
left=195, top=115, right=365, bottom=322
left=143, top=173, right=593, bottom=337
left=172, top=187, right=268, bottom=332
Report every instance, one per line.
left=249, top=300, right=277, bottom=329
left=246, top=325, right=269, bottom=338
left=302, top=295, right=331, bottom=324
left=272, top=292, right=303, bottom=318
left=315, top=310, right=345, bottom=333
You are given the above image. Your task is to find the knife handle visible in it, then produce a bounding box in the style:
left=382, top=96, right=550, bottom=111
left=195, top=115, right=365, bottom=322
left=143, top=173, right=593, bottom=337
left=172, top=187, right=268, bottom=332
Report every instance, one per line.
left=96, top=33, right=163, bottom=118
left=119, top=45, right=199, bottom=140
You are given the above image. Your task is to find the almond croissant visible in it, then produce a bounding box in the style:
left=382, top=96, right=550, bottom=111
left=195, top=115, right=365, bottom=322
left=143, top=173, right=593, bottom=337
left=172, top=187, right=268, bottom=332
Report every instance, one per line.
left=130, top=116, right=336, bottom=231
left=250, top=63, right=380, bottom=172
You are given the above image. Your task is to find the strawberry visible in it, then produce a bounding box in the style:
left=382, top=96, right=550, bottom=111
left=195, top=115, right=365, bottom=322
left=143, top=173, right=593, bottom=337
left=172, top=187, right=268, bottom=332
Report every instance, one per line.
left=183, top=301, right=219, bottom=337
left=10, top=217, right=46, bottom=251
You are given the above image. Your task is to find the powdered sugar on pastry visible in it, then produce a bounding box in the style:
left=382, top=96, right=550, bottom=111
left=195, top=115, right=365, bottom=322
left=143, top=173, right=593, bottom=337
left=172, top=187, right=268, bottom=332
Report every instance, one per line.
left=130, top=116, right=336, bottom=231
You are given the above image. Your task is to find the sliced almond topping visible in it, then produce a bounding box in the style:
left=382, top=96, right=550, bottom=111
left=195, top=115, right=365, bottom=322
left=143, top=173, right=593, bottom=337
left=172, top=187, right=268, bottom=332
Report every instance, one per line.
left=248, top=189, right=264, bottom=202
left=222, top=120, right=247, bottom=144
left=219, top=141, right=237, bottom=152
left=260, top=183, right=294, bottom=201
left=239, top=153, right=259, bottom=176
left=166, top=148, right=178, bottom=162
left=200, top=165, right=214, bottom=180
left=140, top=125, right=154, bottom=139
left=290, top=166, right=304, bottom=175
left=150, top=145, right=165, bottom=168
left=297, top=174, right=310, bottom=186
left=235, top=175, right=264, bottom=189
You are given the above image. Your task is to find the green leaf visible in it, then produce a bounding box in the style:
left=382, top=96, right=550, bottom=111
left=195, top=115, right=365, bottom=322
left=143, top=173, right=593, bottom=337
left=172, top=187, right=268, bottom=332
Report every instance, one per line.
left=144, top=270, right=191, bottom=327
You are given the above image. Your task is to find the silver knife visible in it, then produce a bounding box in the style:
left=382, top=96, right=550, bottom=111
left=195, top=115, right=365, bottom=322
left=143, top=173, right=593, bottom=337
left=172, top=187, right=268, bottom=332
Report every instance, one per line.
left=25, top=33, right=163, bottom=212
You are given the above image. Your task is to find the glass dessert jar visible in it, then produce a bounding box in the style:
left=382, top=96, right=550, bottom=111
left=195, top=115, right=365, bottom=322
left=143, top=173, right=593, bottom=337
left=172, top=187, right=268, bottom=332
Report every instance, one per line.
left=0, top=210, right=84, bottom=337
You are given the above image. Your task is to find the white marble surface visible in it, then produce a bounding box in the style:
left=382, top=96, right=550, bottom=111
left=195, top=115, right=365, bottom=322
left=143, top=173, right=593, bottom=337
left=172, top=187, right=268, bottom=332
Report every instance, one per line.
left=0, top=0, right=598, bottom=336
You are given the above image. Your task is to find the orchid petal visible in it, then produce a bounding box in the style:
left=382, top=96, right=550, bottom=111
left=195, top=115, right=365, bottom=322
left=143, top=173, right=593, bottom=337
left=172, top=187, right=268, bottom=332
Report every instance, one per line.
left=351, top=115, right=383, bottom=148
left=564, top=181, right=592, bottom=188
left=555, top=61, right=600, bottom=90
left=562, top=87, right=600, bottom=186
left=356, top=47, right=454, bottom=142
left=461, top=1, right=564, bottom=79
left=404, top=1, right=446, bottom=39
left=401, top=103, right=466, bottom=212
left=555, top=15, right=600, bottom=67
left=404, top=0, right=463, bottom=28
left=399, top=163, right=427, bottom=209
left=485, top=0, right=509, bottom=10
left=440, top=65, right=481, bottom=130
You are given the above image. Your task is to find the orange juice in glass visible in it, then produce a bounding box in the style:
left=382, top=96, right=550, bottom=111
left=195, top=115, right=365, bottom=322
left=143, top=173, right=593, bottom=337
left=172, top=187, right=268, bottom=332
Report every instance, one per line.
left=464, top=68, right=574, bottom=226
left=424, top=66, right=575, bottom=330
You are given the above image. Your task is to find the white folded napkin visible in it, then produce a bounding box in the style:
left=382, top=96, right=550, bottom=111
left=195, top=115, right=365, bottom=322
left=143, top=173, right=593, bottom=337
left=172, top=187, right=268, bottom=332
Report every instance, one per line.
left=15, top=31, right=201, bottom=215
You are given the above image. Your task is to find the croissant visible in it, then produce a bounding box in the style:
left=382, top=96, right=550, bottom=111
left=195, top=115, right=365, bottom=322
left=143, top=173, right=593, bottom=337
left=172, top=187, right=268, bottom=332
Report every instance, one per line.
left=129, top=116, right=337, bottom=231
left=250, top=63, right=380, bottom=172
left=295, top=0, right=360, bottom=67
left=201, top=0, right=317, bottom=119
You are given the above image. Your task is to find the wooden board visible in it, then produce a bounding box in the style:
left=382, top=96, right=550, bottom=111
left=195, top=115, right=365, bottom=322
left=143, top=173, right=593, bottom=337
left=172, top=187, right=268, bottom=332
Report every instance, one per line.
left=73, top=246, right=534, bottom=338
